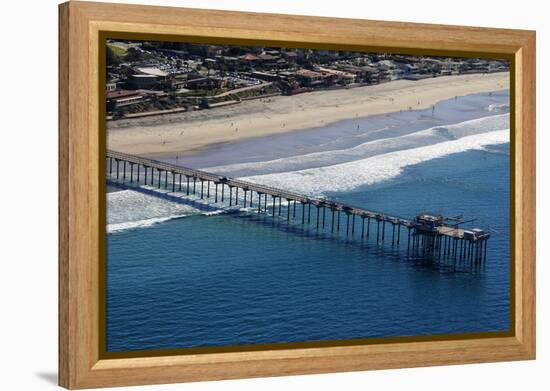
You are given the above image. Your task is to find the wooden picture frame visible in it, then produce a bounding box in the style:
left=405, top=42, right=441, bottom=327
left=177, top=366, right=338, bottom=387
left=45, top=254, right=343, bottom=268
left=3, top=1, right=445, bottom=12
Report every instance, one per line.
left=59, top=1, right=536, bottom=389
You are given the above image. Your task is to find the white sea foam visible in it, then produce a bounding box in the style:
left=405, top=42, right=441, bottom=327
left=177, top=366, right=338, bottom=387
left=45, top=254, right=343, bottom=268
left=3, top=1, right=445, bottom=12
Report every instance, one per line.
left=203, top=210, right=226, bottom=216
left=206, top=114, right=509, bottom=177
left=241, top=129, right=510, bottom=196
left=107, top=189, right=200, bottom=233
left=108, top=216, right=185, bottom=233
left=487, top=103, right=510, bottom=113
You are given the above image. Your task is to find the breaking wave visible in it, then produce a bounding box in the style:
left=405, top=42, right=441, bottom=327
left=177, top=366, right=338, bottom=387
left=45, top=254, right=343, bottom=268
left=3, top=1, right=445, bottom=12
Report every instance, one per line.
left=107, top=190, right=201, bottom=233
left=108, top=216, right=186, bottom=233
left=487, top=103, right=509, bottom=113
left=206, top=114, right=509, bottom=177
left=241, top=129, right=509, bottom=195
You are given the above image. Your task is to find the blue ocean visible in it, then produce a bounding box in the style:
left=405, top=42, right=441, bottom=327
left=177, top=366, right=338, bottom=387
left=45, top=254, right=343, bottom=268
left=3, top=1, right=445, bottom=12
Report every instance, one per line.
left=106, top=90, right=510, bottom=352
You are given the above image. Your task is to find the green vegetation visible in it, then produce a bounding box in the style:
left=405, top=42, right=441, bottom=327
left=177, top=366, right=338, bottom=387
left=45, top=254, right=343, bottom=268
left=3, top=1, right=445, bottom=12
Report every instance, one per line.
left=115, top=95, right=193, bottom=116
left=124, top=47, right=155, bottom=63
left=107, top=44, right=127, bottom=57
left=106, top=45, right=126, bottom=67
left=177, top=89, right=224, bottom=97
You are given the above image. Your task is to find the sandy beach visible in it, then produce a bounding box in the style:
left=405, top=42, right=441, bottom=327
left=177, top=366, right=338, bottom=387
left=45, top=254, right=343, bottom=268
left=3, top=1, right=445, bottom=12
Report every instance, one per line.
left=107, top=72, right=509, bottom=158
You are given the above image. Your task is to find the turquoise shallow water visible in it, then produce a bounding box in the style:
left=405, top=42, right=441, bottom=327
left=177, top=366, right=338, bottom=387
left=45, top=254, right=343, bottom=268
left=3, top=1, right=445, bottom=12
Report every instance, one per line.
left=106, top=91, right=510, bottom=352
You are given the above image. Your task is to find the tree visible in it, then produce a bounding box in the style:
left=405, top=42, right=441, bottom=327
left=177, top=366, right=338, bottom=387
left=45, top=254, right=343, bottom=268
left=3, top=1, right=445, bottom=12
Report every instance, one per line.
left=106, top=46, right=121, bottom=67
left=124, top=47, right=153, bottom=63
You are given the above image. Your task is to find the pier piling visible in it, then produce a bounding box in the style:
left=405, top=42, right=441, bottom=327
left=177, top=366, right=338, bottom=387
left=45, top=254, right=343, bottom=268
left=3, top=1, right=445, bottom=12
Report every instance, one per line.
left=106, top=150, right=490, bottom=267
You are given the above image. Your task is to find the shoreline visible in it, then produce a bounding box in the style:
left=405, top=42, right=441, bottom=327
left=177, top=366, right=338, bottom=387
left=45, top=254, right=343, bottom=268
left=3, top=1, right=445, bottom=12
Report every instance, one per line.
left=107, top=72, right=509, bottom=158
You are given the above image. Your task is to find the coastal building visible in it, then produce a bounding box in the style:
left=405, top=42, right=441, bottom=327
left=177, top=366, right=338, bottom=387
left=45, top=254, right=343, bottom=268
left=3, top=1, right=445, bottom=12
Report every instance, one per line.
left=404, top=63, right=420, bottom=74
left=167, top=77, right=187, bottom=91
left=219, top=56, right=240, bottom=71
left=186, top=44, right=223, bottom=58
left=239, top=53, right=260, bottom=69
left=316, top=67, right=356, bottom=85
left=488, top=61, right=509, bottom=72
left=186, top=75, right=225, bottom=90
left=335, top=64, right=381, bottom=84
left=106, top=90, right=144, bottom=111
left=282, top=51, right=299, bottom=64
left=294, top=69, right=331, bottom=87
left=129, top=74, right=159, bottom=89
left=258, top=53, right=280, bottom=69
left=136, top=67, right=169, bottom=80
left=249, top=71, right=281, bottom=82
left=376, top=60, right=399, bottom=81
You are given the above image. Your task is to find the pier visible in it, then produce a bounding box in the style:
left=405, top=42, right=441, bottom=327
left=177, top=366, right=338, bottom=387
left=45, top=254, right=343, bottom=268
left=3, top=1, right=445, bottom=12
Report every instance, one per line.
left=106, top=149, right=490, bottom=264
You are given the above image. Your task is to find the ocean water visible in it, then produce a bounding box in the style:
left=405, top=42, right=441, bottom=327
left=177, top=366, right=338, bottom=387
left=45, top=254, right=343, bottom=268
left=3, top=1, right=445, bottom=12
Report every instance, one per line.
left=106, top=90, right=510, bottom=352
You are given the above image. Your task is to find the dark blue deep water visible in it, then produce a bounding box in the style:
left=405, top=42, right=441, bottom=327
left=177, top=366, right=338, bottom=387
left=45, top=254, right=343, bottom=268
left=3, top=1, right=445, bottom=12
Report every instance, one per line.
left=106, top=142, right=510, bottom=352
